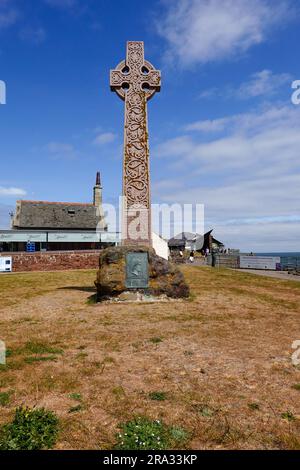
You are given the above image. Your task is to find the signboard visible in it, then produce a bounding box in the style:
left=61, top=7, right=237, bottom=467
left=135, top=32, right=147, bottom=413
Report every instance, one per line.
left=47, top=232, right=100, bottom=243
left=26, top=242, right=36, bottom=253
left=125, top=252, right=149, bottom=289
left=0, top=232, right=46, bottom=242
left=240, top=256, right=281, bottom=270
left=0, top=257, right=12, bottom=272
left=0, top=231, right=120, bottom=243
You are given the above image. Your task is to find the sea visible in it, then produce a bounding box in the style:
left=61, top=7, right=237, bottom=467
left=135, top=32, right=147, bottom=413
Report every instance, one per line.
left=257, top=252, right=300, bottom=270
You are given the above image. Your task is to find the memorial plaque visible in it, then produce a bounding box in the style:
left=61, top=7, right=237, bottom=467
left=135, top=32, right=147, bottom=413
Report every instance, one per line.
left=125, top=252, right=149, bottom=289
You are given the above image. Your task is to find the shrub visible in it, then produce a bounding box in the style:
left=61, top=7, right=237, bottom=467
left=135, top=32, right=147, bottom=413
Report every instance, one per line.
left=0, top=406, right=59, bottom=450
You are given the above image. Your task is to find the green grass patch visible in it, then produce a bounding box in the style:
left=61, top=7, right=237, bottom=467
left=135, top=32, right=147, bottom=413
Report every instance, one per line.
left=248, top=403, right=260, bottom=411
left=75, top=352, right=88, bottom=360
left=86, top=294, right=97, bottom=305
left=24, top=355, right=58, bottom=364
left=0, top=391, right=11, bottom=406
left=24, top=341, right=64, bottom=355
left=292, top=383, right=300, bottom=391
left=149, top=391, right=167, bottom=401
left=149, top=337, right=163, bottom=344
left=115, top=416, right=189, bottom=450
left=69, top=393, right=82, bottom=402
left=0, top=406, right=59, bottom=450
left=281, top=411, right=296, bottom=422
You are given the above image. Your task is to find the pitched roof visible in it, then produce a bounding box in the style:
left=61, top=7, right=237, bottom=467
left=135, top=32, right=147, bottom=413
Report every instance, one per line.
left=168, top=232, right=202, bottom=247
left=13, top=200, right=103, bottom=230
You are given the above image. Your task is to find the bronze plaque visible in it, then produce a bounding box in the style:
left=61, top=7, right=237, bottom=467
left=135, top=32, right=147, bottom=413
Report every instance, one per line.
left=125, top=252, right=149, bottom=289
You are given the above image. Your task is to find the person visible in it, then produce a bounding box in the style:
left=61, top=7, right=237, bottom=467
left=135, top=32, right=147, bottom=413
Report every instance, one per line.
left=189, top=250, right=195, bottom=263
left=205, top=247, right=210, bottom=257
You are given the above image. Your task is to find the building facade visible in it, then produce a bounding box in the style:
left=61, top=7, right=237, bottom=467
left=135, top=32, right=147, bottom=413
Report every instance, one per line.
left=0, top=173, right=119, bottom=253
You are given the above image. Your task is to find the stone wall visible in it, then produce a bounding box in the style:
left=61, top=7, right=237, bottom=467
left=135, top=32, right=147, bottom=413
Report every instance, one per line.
left=0, top=250, right=101, bottom=272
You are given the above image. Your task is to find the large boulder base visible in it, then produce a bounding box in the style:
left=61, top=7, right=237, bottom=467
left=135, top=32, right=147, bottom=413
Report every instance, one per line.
left=95, top=246, right=190, bottom=301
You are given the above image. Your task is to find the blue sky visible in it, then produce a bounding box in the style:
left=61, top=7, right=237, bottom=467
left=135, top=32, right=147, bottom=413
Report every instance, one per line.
left=0, top=0, right=300, bottom=251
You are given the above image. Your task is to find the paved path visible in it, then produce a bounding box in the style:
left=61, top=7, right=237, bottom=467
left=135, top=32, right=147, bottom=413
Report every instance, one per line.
left=234, top=269, right=300, bottom=282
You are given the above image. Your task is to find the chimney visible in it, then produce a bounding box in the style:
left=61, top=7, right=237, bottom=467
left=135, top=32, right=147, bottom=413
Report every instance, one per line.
left=93, top=171, right=102, bottom=207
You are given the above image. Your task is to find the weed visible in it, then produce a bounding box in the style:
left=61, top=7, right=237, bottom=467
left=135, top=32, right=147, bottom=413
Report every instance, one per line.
left=112, top=386, right=125, bottom=398
left=24, top=341, right=63, bottom=355
left=192, top=403, right=218, bottom=417
left=149, top=391, right=167, bottom=401
left=248, top=403, right=260, bottom=411
left=0, top=406, right=59, bottom=450
left=69, top=393, right=82, bottom=402
left=0, top=391, right=11, bottom=406
left=75, top=352, right=88, bottom=360
left=87, top=294, right=97, bottom=305
left=115, top=416, right=188, bottom=450
left=149, top=337, right=163, bottom=344
left=281, top=411, right=296, bottom=422
left=68, top=405, right=82, bottom=414
left=169, top=426, right=189, bottom=445
left=24, top=356, right=57, bottom=364
left=292, top=384, right=300, bottom=391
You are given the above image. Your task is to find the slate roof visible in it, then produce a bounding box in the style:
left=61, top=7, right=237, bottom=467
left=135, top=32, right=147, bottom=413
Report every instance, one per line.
left=168, top=230, right=224, bottom=249
left=12, top=200, right=104, bottom=230
left=168, top=232, right=202, bottom=247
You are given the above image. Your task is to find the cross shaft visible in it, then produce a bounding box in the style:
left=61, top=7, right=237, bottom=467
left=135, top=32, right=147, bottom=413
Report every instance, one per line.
left=110, top=41, right=161, bottom=246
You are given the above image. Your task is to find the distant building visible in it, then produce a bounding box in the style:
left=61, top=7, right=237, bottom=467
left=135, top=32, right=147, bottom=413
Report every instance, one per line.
left=168, top=230, right=225, bottom=253
left=0, top=173, right=115, bottom=252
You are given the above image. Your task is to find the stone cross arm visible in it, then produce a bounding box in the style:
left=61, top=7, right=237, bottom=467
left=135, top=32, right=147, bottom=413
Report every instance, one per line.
left=110, top=41, right=161, bottom=101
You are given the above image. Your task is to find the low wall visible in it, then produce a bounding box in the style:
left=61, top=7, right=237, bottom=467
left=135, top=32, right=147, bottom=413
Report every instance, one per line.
left=207, top=254, right=240, bottom=269
left=0, top=250, right=101, bottom=272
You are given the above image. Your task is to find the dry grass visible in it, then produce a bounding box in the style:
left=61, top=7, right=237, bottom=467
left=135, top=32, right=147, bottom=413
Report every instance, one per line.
left=0, top=266, right=299, bottom=450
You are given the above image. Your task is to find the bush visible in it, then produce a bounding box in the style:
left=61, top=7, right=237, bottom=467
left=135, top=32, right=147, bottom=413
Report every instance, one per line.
left=0, top=406, right=59, bottom=450
left=115, top=416, right=189, bottom=450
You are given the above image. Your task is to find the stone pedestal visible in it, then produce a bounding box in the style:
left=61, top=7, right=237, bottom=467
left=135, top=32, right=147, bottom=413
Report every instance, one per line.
left=95, top=246, right=189, bottom=301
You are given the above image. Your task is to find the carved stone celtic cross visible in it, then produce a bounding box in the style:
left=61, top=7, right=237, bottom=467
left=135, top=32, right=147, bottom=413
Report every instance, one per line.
left=110, top=41, right=161, bottom=246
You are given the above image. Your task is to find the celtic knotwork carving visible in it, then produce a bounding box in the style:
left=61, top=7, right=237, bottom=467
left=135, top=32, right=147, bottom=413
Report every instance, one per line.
left=110, top=41, right=161, bottom=243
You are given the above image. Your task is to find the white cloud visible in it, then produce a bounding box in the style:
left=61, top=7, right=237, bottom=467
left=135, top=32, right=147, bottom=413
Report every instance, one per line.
left=184, top=105, right=297, bottom=135
left=44, top=142, right=78, bottom=160
left=199, top=70, right=293, bottom=101
left=19, top=27, right=46, bottom=44
left=153, top=104, right=300, bottom=251
left=93, top=132, right=116, bottom=146
left=0, top=186, right=27, bottom=196
left=0, top=0, right=19, bottom=30
left=157, top=0, right=293, bottom=66
left=237, top=70, right=292, bottom=99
